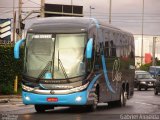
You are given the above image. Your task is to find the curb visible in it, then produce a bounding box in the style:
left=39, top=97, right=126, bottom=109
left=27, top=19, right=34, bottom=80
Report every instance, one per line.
left=0, top=99, right=22, bottom=103
left=0, top=95, right=22, bottom=99
left=0, top=95, right=22, bottom=103
left=0, top=99, right=10, bottom=103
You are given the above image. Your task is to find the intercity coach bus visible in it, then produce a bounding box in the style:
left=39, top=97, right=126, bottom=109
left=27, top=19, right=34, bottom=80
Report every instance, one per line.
left=14, top=17, right=135, bottom=112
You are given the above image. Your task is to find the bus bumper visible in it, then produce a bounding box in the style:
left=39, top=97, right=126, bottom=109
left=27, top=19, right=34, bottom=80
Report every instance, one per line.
left=22, top=91, right=88, bottom=105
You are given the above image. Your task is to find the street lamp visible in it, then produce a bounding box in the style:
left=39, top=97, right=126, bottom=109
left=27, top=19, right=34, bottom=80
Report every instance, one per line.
left=71, top=0, right=73, bottom=15
left=152, top=37, right=157, bottom=66
left=90, top=6, right=95, bottom=17
left=109, top=0, right=112, bottom=24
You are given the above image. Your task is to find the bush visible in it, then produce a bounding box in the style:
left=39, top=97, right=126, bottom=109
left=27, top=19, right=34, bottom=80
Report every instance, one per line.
left=1, top=82, right=14, bottom=95
left=139, top=60, right=160, bottom=71
left=139, top=63, right=152, bottom=71
left=0, top=45, right=23, bottom=95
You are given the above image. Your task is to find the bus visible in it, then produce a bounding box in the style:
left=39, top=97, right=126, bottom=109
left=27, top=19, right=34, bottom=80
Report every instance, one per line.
left=14, top=17, right=135, bottom=112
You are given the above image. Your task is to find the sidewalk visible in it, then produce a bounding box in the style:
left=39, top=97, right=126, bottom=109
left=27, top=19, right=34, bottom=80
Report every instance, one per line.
left=0, top=95, right=22, bottom=103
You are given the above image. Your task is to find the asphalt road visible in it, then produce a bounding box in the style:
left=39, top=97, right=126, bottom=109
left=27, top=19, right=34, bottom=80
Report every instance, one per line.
left=0, top=89, right=160, bottom=120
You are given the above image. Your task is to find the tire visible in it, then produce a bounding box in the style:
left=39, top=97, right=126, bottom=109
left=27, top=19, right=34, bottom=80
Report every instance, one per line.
left=116, top=89, right=127, bottom=107
left=108, top=101, right=114, bottom=108
left=86, top=90, right=98, bottom=112
left=154, top=88, right=158, bottom=95
left=138, top=85, right=141, bottom=91
left=35, top=105, right=54, bottom=113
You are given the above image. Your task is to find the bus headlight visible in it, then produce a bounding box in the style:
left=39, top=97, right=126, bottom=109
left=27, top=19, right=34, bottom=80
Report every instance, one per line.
left=25, top=96, right=30, bottom=101
left=22, top=84, right=34, bottom=92
left=75, top=96, right=82, bottom=102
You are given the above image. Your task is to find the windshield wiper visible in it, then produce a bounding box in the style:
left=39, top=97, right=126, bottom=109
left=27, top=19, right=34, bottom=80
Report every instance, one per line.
left=58, top=50, right=70, bottom=83
left=36, top=61, right=52, bottom=82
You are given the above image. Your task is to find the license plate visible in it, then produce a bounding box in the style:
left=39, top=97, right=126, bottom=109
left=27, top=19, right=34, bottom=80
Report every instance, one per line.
left=148, top=84, right=153, bottom=86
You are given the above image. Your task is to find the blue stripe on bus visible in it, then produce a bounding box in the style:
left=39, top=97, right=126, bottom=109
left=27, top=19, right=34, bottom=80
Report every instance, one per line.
left=101, top=55, right=115, bottom=93
left=87, top=74, right=102, bottom=90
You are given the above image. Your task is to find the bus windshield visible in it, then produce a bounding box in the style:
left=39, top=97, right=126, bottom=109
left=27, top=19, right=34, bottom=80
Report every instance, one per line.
left=24, top=33, right=86, bottom=79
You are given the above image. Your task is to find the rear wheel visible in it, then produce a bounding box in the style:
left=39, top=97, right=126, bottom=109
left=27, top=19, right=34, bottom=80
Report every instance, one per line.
left=116, top=89, right=127, bottom=107
left=34, top=105, right=54, bottom=113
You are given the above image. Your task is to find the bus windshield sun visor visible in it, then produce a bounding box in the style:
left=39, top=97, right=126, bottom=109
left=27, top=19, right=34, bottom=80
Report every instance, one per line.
left=86, top=38, right=93, bottom=59
left=14, top=39, right=25, bottom=59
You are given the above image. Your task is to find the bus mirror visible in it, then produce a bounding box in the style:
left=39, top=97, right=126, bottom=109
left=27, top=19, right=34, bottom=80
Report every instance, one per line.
left=86, top=38, right=93, bottom=59
left=14, top=39, right=25, bottom=59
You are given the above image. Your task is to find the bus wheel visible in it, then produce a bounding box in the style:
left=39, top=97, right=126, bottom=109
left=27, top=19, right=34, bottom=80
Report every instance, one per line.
left=117, top=89, right=127, bottom=107
left=34, top=105, right=54, bottom=113
left=87, top=91, right=98, bottom=112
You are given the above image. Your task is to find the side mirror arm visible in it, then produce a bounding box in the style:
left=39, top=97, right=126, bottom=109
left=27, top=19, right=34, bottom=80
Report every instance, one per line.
left=86, top=38, right=93, bottom=59
left=14, top=39, right=25, bottom=59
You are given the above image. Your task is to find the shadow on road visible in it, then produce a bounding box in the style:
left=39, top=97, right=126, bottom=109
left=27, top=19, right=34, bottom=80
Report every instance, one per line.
left=30, top=104, right=133, bottom=115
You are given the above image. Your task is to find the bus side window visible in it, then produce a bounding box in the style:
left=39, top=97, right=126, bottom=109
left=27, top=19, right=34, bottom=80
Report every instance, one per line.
left=110, top=40, right=116, bottom=57
left=104, top=32, right=109, bottom=57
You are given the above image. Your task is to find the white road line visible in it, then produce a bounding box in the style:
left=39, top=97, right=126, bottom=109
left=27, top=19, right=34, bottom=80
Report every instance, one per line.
left=134, top=101, right=153, bottom=106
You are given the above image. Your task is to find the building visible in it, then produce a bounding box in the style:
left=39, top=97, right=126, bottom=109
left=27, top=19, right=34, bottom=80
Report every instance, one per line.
left=134, top=35, right=160, bottom=67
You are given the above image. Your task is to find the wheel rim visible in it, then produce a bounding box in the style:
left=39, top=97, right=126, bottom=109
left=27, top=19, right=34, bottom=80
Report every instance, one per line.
left=121, top=91, right=127, bottom=106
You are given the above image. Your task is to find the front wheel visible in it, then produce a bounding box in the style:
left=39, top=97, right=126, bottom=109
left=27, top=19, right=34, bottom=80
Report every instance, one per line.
left=35, top=105, right=54, bottom=113
left=86, top=91, right=98, bottom=112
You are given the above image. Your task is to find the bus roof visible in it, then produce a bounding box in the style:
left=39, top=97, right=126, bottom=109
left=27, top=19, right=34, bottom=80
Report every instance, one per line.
left=27, top=17, right=132, bottom=35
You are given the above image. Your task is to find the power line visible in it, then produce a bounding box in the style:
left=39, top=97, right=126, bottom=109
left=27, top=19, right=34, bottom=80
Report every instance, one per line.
left=28, top=0, right=41, bottom=6
left=0, top=7, right=40, bottom=8
left=0, top=10, right=13, bottom=15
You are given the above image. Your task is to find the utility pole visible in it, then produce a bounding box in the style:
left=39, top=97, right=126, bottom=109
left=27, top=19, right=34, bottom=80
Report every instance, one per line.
left=13, top=12, right=16, bottom=43
left=12, top=0, right=16, bottom=43
left=71, top=0, right=73, bottom=15
left=141, top=0, right=144, bottom=65
left=41, top=0, right=45, bottom=17
left=109, top=0, right=112, bottom=24
left=152, top=37, right=157, bottom=66
left=18, top=0, right=22, bottom=39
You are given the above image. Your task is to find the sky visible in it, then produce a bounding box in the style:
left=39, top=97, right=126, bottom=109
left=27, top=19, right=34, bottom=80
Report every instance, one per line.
left=0, top=0, right=160, bottom=35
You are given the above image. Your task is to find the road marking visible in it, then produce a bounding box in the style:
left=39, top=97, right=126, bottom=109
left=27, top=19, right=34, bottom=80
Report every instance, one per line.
left=134, top=101, right=153, bottom=106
